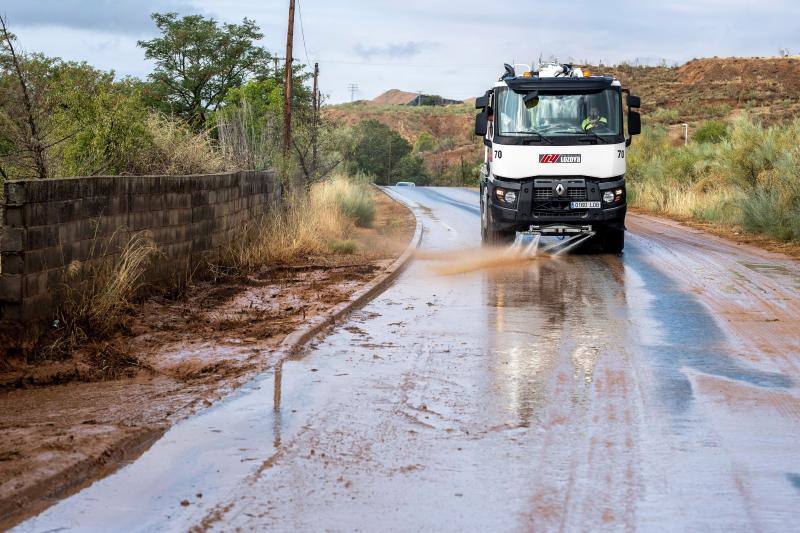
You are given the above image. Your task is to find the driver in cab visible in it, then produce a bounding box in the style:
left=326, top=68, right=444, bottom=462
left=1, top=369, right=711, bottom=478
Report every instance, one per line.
left=581, top=103, right=608, bottom=132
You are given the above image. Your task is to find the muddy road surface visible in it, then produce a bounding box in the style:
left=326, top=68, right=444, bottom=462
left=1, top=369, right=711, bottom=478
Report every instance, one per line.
left=16, top=187, right=800, bottom=532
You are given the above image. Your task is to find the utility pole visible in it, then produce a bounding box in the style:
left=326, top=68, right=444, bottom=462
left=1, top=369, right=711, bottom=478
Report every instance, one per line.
left=282, top=0, right=296, bottom=155
left=313, top=62, right=320, bottom=112
left=347, top=83, right=359, bottom=103
left=312, top=62, right=320, bottom=174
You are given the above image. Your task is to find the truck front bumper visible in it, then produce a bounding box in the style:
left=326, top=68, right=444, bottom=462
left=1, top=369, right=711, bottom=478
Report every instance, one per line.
left=486, top=175, right=627, bottom=232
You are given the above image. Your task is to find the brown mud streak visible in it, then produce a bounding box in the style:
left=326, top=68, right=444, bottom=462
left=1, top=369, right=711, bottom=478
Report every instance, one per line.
left=277, top=186, right=423, bottom=358
left=188, top=187, right=423, bottom=531
left=0, top=427, right=164, bottom=530
left=0, top=187, right=421, bottom=530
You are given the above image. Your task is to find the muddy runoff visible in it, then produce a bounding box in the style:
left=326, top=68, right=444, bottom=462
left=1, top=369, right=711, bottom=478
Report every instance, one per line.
left=0, top=188, right=416, bottom=529
left=11, top=186, right=800, bottom=532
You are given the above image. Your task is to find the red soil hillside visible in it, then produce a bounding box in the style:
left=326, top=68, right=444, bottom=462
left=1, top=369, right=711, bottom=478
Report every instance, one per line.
left=600, top=57, right=800, bottom=124
left=371, top=89, right=420, bottom=105
left=677, top=57, right=800, bottom=91
left=325, top=106, right=474, bottom=146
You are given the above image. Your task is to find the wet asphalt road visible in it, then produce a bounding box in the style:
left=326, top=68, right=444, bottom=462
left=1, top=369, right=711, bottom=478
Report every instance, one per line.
left=18, top=187, right=800, bottom=532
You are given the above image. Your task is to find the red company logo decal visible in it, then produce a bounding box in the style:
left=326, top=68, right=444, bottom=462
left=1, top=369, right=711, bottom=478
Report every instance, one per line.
left=539, top=154, right=581, bottom=164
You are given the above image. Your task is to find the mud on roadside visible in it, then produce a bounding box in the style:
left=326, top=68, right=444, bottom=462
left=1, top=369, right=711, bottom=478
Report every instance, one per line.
left=0, top=188, right=415, bottom=529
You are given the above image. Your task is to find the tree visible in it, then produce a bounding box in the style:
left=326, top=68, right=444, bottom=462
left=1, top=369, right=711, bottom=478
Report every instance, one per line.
left=351, top=120, right=411, bottom=185
left=395, top=154, right=430, bottom=185
left=53, top=77, right=152, bottom=177
left=138, top=12, right=272, bottom=128
left=0, top=14, right=50, bottom=179
left=215, top=70, right=316, bottom=180
left=414, top=131, right=437, bottom=153
left=0, top=29, right=151, bottom=181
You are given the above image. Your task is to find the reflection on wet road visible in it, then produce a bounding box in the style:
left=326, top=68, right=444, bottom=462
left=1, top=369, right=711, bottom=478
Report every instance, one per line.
left=18, top=187, right=800, bottom=532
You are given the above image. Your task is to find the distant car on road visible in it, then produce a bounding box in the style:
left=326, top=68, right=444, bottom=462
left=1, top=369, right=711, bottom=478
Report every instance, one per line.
left=395, top=181, right=416, bottom=187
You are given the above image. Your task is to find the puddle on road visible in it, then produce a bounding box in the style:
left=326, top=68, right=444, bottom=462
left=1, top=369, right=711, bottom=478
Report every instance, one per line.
left=786, top=473, right=800, bottom=492
left=624, top=245, right=794, bottom=416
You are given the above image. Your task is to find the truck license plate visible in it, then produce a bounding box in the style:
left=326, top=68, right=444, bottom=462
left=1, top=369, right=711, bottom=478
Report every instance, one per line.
left=570, top=201, right=600, bottom=209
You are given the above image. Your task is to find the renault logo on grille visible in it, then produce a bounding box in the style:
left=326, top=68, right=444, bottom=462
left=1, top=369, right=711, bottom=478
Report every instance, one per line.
left=555, top=183, right=565, bottom=196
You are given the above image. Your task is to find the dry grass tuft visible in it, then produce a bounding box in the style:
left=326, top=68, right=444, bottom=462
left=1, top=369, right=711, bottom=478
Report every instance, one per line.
left=138, top=113, right=229, bottom=175
left=222, top=175, right=374, bottom=270
left=44, top=231, right=160, bottom=365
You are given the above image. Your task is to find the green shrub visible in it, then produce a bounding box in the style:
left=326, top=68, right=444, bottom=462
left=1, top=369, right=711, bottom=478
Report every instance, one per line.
left=328, top=239, right=358, bottom=254
left=694, top=121, right=729, bottom=144
left=649, top=107, right=680, bottom=124
left=395, top=154, right=431, bottom=185
left=351, top=120, right=411, bottom=185
left=414, top=131, right=437, bottom=153
left=717, top=115, right=780, bottom=188
left=741, top=186, right=800, bottom=241
left=315, top=175, right=375, bottom=227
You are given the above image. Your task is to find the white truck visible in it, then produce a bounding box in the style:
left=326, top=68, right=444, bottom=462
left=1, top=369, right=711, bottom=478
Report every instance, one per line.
left=475, top=63, right=641, bottom=252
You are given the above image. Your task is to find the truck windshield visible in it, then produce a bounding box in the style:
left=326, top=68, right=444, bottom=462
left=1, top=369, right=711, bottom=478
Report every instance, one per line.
left=496, top=87, right=622, bottom=138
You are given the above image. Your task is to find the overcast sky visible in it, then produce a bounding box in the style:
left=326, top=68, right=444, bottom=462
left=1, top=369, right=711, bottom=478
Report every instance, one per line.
left=3, top=0, right=799, bottom=103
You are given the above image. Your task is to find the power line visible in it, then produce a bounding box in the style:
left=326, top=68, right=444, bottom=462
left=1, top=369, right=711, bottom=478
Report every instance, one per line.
left=317, top=59, right=500, bottom=70
left=296, top=0, right=311, bottom=67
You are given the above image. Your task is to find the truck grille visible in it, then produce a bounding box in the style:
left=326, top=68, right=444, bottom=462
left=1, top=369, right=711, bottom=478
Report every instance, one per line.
left=534, top=209, right=588, bottom=218
left=533, top=187, right=588, bottom=200
left=567, top=188, right=588, bottom=200
left=531, top=178, right=590, bottom=219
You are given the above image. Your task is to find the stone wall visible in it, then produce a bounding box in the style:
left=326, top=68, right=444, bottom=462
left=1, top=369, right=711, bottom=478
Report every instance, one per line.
left=0, top=171, right=280, bottom=321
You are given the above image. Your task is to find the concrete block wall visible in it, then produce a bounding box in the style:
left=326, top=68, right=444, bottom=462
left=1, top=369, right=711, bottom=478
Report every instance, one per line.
left=0, top=171, right=280, bottom=322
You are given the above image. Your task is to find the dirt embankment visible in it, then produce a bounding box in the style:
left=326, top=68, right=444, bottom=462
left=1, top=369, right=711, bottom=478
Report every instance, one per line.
left=602, top=57, right=800, bottom=124
left=370, top=89, right=420, bottom=105
left=0, top=189, right=415, bottom=529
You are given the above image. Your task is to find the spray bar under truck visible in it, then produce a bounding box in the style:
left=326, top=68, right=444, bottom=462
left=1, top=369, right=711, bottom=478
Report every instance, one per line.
left=475, top=63, right=641, bottom=252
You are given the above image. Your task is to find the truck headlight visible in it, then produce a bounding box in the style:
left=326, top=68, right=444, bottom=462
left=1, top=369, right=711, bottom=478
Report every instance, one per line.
left=495, top=187, right=517, bottom=205
left=603, top=191, right=615, bottom=203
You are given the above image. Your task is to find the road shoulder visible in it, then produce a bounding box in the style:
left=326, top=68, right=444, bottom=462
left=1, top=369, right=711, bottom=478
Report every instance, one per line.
left=0, top=187, right=421, bottom=530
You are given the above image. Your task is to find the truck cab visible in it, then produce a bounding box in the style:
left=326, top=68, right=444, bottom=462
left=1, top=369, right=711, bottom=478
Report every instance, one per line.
left=475, top=63, right=641, bottom=252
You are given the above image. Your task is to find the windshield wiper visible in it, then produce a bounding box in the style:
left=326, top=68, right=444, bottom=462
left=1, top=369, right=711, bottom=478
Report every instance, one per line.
left=507, top=130, right=554, bottom=144
left=551, top=129, right=612, bottom=144
left=579, top=129, right=612, bottom=144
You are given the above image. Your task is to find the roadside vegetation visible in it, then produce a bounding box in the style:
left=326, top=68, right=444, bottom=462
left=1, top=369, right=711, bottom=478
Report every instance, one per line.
left=340, top=116, right=482, bottom=187
left=628, top=114, right=800, bottom=242
left=0, top=12, right=329, bottom=190
left=0, top=12, right=391, bottom=370
left=223, top=175, right=376, bottom=271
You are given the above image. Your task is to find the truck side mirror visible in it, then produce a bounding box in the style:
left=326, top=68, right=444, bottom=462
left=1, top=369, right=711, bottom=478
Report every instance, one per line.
left=475, top=111, right=489, bottom=136
left=628, top=111, right=641, bottom=136
left=627, top=95, right=641, bottom=108
left=475, top=94, right=489, bottom=110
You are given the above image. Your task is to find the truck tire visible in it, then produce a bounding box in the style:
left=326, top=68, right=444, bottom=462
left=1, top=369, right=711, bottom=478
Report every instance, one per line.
left=599, top=227, right=625, bottom=253
left=481, top=196, right=514, bottom=245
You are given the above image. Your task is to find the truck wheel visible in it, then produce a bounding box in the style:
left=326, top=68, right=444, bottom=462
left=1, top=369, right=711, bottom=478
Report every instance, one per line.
left=600, top=227, right=625, bottom=253
left=481, top=197, right=514, bottom=245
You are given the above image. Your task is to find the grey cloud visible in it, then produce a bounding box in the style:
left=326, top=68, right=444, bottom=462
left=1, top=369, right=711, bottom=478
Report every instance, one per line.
left=1, top=0, right=196, bottom=34
left=353, top=41, right=437, bottom=60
